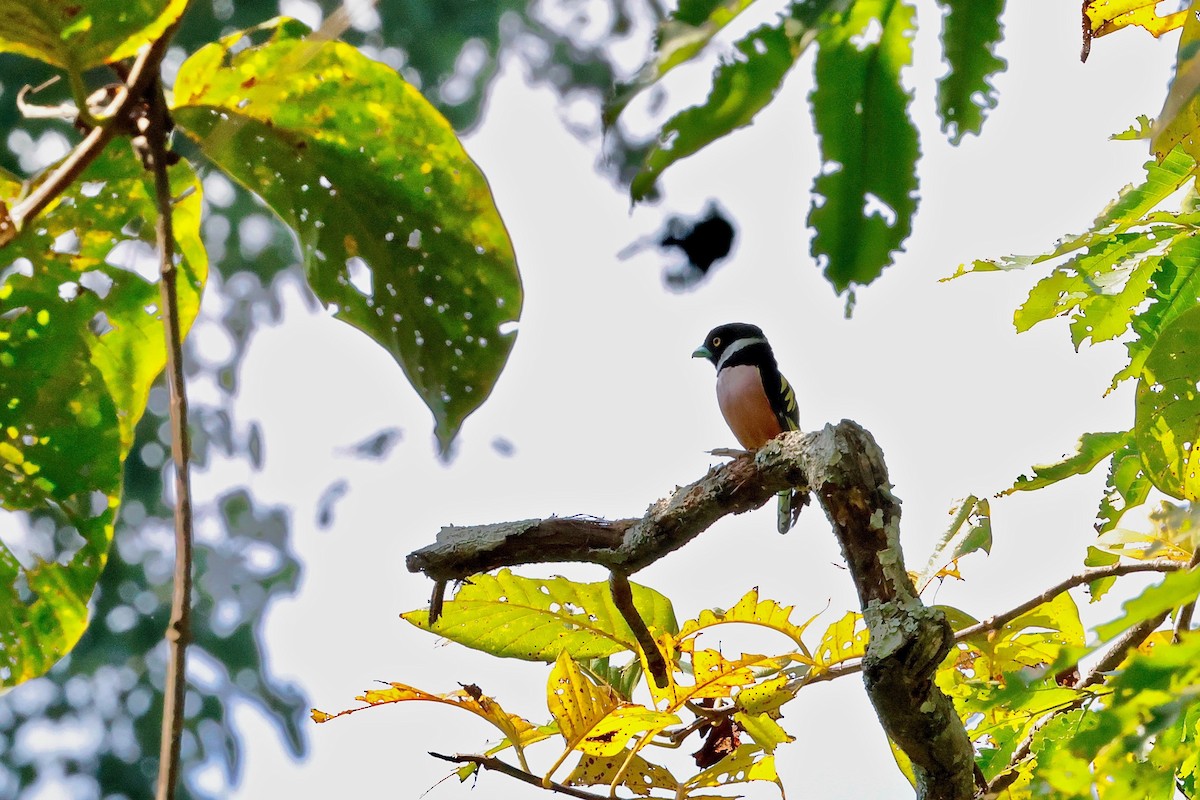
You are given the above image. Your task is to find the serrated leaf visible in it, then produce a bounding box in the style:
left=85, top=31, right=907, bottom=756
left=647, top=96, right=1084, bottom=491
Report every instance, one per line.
left=814, top=611, right=868, bottom=668
left=607, top=0, right=760, bottom=124
left=630, top=20, right=803, bottom=202
left=675, top=587, right=818, bottom=653
left=0, top=0, right=187, bottom=71
left=1005, top=431, right=1131, bottom=496
left=734, top=674, right=797, bottom=717
left=1155, top=6, right=1200, bottom=162
left=312, top=681, right=545, bottom=757
left=810, top=0, right=919, bottom=295
left=916, top=495, right=991, bottom=593
left=682, top=744, right=781, bottom=792
left=566, top=750, right=679, bottom=796
left=1096, top=147, right=1197, bottom=230
left=0, top=147, right=206, bottom=687
left=172, top=17, right=521, bottom=455
left=402, top=569, right=676, bottom=662
left=1085, top=546, right=1121, bottom=600
left=1097, top=437, right=1153, bottom=531
left=546, top=651, right=678, bottom=781
left=1085, top=0, right=1188, bottom=39
left=1135, top=303, right=1200, bottom=500
left=733, top=711, right=793, bottom=753
left=1095, top=566, right=1200, bottom=641
left=934, top=0, right=1005, bottom=145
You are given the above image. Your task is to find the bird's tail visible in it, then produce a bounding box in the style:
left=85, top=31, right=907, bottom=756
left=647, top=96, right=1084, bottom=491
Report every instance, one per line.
left=776, top=488, right=808, bottom=534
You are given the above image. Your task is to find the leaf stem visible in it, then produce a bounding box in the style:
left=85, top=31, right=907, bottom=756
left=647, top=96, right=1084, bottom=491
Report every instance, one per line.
left=428, top=752, right=609, bottom=800
left=145, top=73, right=196, bottom=800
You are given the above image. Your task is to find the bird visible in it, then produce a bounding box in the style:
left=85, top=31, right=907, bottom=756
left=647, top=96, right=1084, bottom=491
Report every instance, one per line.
left=692, top=323, right=801, bottom=533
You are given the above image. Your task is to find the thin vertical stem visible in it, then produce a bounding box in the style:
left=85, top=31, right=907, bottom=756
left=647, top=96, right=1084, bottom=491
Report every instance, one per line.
left=145, top=77, right=196, bottom=800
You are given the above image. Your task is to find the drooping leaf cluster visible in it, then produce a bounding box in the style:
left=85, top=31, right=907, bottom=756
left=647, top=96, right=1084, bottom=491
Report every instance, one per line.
left=611, top=0, right=1009, bottom=300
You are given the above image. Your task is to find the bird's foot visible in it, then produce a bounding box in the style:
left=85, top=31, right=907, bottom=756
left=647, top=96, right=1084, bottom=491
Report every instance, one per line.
left=708, top=447, right=754, bottom=459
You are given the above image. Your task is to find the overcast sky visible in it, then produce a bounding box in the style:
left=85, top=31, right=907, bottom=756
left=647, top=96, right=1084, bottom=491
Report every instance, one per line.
left=196, top=4, right=1180, bottom=798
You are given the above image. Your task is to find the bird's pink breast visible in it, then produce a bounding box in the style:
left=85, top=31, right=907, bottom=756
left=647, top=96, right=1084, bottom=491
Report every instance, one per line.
left=715, top=365, right=783, bottom=450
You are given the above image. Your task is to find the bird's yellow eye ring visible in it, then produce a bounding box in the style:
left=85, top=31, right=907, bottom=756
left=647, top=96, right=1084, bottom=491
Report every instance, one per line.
left=712, top=337, right=721, bottom=347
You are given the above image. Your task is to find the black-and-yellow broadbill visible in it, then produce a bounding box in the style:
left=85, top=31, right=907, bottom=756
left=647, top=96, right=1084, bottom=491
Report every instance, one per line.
left=693, top=323, right=801, bottom=533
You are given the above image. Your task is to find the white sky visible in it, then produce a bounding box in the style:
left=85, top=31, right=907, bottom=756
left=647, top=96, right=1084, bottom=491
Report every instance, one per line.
left=200, top=4, right=1180, bottom=799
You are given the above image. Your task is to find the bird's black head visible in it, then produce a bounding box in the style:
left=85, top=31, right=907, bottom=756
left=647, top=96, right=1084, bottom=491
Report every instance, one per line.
left=692, top=323, right=768, bottom=367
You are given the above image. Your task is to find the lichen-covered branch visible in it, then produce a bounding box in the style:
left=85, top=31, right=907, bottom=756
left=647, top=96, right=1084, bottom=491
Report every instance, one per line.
left=407, top=420, right=976, bottom=800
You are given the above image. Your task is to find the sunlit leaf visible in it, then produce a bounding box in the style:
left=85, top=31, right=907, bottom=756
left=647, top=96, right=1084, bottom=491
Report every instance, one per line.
left=172, top=17, right=522, bottom=454
left=402, top=569, right=676, bottom=662
left=1154, top=6, right=1200, bottom=162
left=916, top=495, right=991, bottom=593
left=630, top=19, right=803, bottom=202
left=734, top=711, right=793, bottom=753
left=312, top=680, right=545, bottom=762
left=675, top=587, right=818, bottom=654
left=1135, top=303, right=1200, bottom=500
left=682, top=744, right=781, bottom=792
left=565, top=750, right=678, bottom=796
left=0, top=0, right=187, bottom=71
left=1084, top=545, right=1121, bottom=601
left=1094, top=566, right=1200, bottom=641
left=814, top=611, right=867, bottom=669
left=1005, top=431, right=1130, bottom=495
left=1095, top=501, right=1198, bottom=562
left=1097, top=437, right=1152, bottom=532
left=1085, top=0, right=1188, bottom=39
left=734, top=674, right=796, bottom=717
left=546, top=651, right=678, bottom=780
left=934, top=0, right=1006, bottom=144
left=0, top=148, right=206, bottom=687
left=810, top=0, right=919, bottom=297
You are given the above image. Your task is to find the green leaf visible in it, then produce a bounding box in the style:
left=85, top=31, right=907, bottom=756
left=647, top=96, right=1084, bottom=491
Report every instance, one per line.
left=1094, top=566, right=1200, bottom=641
left=172, top=17, right=522, bottom=455
left=1097, top=436, right=1152, bottom=532
left=1084, top=546, right=1121, bottom=601
left=0, top=0, right=186, bottom=71
left=934, top=0, right=1006, bottom=145
left=1135, top=303, right=1200, bottom=500
left=810, top=0, right=919, bottom=295
left=401, top=569, right=677, bottom=662
left=1004, top=431, right=1131, bottom=495
left=0, top=147, right=206, bottom=686
left=630, top=19, right=805, bottom=202
left=1154, top=7, right=1200, bottom=162
left=915, top=495, right=991, bottom=593
left=606, top=0, right=761, bottom=125
left=1095, top=147, right=1197, bottom=230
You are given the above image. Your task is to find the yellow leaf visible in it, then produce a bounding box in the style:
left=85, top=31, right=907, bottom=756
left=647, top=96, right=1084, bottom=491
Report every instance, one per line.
left=566, top=751, right=679, bottom=796
left=1085, top=0, right=1186, bottom=38
left=814, top=611, right=869, bottom=669
left=735, top=675, right=797, bottom=717
left=545, top=651, right=679, bottom=779
left=310, top=709, right=333, bottom=723
left=683, top=744, right=782, bottom=793
left=734, top=711, right=793, bottom=753
left=675, top=588, right=818, bottom=657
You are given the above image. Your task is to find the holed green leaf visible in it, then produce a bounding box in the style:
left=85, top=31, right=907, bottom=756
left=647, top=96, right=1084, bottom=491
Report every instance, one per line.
left=0, top=0, right=186, bottom=71
left=1135, top=303, right=1200, bottom=501
left=0, top=147, right=206, bottom=686
left=810, top=0, right=919, bottom=296
left=935, top=0, right=1006, bottom=144
left=172, top=17, right=522, bottom=455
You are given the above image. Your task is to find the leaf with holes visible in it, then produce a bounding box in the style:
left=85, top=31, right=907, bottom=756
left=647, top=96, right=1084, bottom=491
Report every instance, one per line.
left=172, top=17, right=521, bottom=455
left=566, top=750, right=679, bottom=797
left=401, top=569, right=677, bottom=662
left=675, top=587, right=819, bottom=655
left=935, top=0, right=1005, bottom=144
left=1135, top=304, right=1200, bottom=501
left=1155, top=9, right=1200, bottom=161
left=0, top=0, right=187, bottom=71
left=1085, top=0, right=1187, bottom=40
left=810, top=0, right=919, bottom=296
left=0, top=148, right=206, bottom=687
left=682, top=744, right=780, bottom=793
left=814, top=611, right=868, bottom=669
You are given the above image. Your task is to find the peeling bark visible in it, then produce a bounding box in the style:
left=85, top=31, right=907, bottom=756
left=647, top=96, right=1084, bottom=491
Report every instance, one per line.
left=407, top=420, right=976, bottom=800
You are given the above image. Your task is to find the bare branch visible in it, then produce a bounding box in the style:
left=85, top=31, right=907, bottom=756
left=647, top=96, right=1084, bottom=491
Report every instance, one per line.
left=428, top=752, right=610, bottom=800
left=954, top=559, right=1186, bottom=642
left=609, top=572, right=668, bottom=687
left=141, top=61, right=195, bottom=800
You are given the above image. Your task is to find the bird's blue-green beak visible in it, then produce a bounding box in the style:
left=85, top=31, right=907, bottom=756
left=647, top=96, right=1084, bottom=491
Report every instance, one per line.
left=692, top=345, right=712, bottom=359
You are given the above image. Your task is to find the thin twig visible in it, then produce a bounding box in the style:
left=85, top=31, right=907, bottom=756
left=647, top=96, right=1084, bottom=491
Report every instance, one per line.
left=5, top=27, right=174, bottom=242
left=144, top=73, right=195, bottom=800
left=1173, top=549, right=1200, bottom=642
left=609, top=571, right=669, bottom=688
left=428, top=752, right=609, bottom=800
left=954, top=559, right=1185, bottom=642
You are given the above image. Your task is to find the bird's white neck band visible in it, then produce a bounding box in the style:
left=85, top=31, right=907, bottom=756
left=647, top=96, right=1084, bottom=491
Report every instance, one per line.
left=716, top=337, right=767, bottom=371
